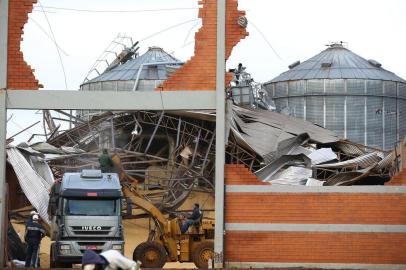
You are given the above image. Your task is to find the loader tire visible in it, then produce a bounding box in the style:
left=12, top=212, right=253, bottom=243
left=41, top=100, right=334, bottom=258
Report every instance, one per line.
left=133, top=241, right=167, bottom=268
left=192, top=240, right=214, bottom=269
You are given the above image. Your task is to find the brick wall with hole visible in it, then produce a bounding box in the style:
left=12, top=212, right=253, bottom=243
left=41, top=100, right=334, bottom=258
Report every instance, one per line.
left=6, top=0, right=41, bottom=90
left=224, top=164, right=406, bottom=267
left=157, top=0, right=248, bottom=91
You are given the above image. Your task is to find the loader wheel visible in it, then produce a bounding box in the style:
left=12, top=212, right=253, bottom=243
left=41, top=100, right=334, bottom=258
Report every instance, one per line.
left=192, top=241, right=214, bottom=269
left=133, top=241, right=167, bottom=268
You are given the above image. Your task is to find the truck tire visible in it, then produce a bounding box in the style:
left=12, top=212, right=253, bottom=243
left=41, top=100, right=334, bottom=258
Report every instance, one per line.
left=50, top=243, right=57, bottom=268
left=192, top=240, right=214, bottom=269
left=133, top=241, right=167, bottom=268
left=50, top=243, right=72, bottom=268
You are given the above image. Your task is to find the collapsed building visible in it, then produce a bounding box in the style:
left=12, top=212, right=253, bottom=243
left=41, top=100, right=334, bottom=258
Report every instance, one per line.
left=3, top=0, right=406, bottom=262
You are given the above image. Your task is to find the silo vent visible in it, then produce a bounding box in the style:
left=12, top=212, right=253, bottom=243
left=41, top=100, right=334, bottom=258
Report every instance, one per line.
left=288, top=61, right=300, bottom=69
left=368, top=59, right=382, bottom=68
left=321, top=62, right=332, bottom=68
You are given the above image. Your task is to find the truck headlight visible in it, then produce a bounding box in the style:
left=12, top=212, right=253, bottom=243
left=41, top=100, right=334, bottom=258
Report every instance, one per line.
left=112, top=244, right=122, bottom=251
left=59, top=244, right=71, bottom=254
left=60, top=244, right=71, bottom=250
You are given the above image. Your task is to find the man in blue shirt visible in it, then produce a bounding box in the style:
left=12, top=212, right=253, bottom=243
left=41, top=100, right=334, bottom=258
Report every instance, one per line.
left=24, top=214, right=46, bottom=268
left=181, top=203, right=202, bottom=233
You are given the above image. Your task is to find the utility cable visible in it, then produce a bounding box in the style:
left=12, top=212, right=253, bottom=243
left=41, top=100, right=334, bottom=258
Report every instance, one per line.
left=28, top=17, right=69, bottom=56
left=183, top=21, right=201, bottom=45
left=34, top=6, right=198, bottom=13
left=37, top=0, right=68, bottom=90
left=249, top=20, right=284, bottom=61
left=140, top=18, right=199, bottom=42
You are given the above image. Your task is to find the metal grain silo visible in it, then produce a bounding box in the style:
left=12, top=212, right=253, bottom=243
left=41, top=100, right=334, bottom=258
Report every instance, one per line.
left=79, top=46, right=183, bottom=120
left=263, top=43, right=406, bottom=150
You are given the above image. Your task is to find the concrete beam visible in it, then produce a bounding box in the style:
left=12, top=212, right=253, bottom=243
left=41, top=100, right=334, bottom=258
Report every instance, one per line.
left=6, top=90, right=217, bottom=110
left=225, top=223, right=406, bottom=233
left=214, top=0, right=226, bottom=267
left=226, top=262, right=406, bottom=270
left=0, top=0, right=8, bottom=265
left=0, top=0, right=8, bottom=89
left=226, top=185, right=406, bottom=193
left=0, top=91, right=6, bottom=265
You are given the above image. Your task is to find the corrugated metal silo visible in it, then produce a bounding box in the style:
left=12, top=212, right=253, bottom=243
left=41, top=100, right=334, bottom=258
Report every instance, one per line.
left=263, top=43, right=406, bottom=150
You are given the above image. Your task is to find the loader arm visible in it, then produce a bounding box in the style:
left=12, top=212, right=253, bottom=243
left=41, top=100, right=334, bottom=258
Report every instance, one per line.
left=122, top=186, right=178, bottom=261
left=112, top=154, right=178, bottom=261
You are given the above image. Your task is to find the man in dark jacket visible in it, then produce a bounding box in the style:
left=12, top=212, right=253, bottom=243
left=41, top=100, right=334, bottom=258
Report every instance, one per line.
left=181, top=203, right=202, bottom=233
left=99, top=149, right=114, bottom=173
left=25, top=214, right=46, bottom=267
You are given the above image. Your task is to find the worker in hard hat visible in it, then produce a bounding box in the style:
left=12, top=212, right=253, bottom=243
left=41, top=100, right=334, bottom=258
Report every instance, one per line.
left=24, top=214, right=46, bottom=268
left=82, top=250, right=141, bottom=270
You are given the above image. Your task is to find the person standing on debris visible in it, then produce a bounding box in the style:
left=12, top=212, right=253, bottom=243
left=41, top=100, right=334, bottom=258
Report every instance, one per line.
left=82, top=250, right=141, bottom=270
left=99, top=149, right=115, bottom=173
left=24, top=214, right=46, bottom=268
left=181, top=203, right=202, bottom=233
left=48, top=178, right=62, bottom=216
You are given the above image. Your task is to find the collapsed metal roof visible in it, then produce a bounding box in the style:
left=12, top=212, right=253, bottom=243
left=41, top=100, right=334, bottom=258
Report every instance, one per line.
left=83, top=47, right=183, bottom=84
left=267, top=43, right=406, bottom=84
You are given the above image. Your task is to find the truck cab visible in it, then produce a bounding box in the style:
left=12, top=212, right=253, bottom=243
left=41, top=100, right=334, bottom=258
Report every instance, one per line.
left=49, top=170, right=124, bottom=267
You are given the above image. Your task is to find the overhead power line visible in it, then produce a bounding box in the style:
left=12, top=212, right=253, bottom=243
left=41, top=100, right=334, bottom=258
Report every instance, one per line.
left=28, top=17, right=69, bottom=56
left=249, top=20, right=284, bottom=61
left=33, top=6, right=198, bottom=13
left=37, top=0, right=69, bottom=89
left=140, top=19, right=199, bottom=42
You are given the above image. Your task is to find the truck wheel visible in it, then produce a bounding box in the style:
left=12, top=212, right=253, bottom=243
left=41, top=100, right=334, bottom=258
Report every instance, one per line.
left=50, top=244, right=72, bottom=268
left=50, top=243, right=57, bottom=268
left=133, top=241, right=167, bottom=268
left=192, top=241, right=214, bottom=269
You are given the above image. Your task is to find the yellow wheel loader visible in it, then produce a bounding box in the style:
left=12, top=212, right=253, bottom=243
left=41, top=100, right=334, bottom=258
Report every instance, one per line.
left=113, top=155, right=215, bottom=269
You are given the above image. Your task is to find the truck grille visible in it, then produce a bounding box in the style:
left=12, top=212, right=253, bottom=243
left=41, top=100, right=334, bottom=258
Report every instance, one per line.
left=70, top=226, right=112, bottom=236
left=78, top=241, right=106, bottom=254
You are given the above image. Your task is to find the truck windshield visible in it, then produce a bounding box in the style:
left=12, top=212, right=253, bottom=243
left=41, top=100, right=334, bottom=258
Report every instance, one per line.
left=64, top=199, right=119, bottom=216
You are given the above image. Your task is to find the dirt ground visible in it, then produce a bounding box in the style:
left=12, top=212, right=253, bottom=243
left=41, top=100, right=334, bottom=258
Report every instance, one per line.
left=12, top=191, right=214, bottom=269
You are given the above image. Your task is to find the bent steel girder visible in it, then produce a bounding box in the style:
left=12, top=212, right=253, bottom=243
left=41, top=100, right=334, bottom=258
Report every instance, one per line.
left=48, top=111, right=258, bottom=212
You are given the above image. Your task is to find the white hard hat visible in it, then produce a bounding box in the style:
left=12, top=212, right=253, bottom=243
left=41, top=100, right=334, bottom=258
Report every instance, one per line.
left=32, top=214, right=39, bottom=221
left=30, top=210, right=38, bottom=216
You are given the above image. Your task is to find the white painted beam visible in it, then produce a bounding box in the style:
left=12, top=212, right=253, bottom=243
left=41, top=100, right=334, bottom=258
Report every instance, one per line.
left=214, top=0, right=226, bottom=267
left=0, top=91, right=6, bottom=265
left=6, top=90, right=216, bottom=110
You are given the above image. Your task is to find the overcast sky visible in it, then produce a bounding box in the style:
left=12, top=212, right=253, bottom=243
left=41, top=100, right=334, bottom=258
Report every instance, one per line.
left=7, top=0, right=406, bottom=142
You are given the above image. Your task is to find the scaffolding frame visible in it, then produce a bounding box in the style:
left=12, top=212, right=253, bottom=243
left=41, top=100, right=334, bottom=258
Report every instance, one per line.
left=0, top=0, right=226, bottom=266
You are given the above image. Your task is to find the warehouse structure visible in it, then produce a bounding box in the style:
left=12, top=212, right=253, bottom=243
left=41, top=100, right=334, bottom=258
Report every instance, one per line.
left=264, top=43, right=406, bottom=150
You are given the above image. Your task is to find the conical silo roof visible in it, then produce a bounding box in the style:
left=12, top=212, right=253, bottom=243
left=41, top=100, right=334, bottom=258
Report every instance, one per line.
left=269, top=43, right=406, bottom=83
left=84, top=46, right=182, bottom=84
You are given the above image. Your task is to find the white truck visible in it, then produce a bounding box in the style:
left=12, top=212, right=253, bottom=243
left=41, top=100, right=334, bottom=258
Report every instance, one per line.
left=48, top=170, right=124, bottom=268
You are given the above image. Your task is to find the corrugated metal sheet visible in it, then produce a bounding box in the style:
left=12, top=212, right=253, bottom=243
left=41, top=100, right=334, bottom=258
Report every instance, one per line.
left=267, top=44, right=406, bottom=84
left=7, top=148, right=51, bottom=223
left=315, top=152, right=381, bottom=169
left=230, top=105, right=340, bottom=157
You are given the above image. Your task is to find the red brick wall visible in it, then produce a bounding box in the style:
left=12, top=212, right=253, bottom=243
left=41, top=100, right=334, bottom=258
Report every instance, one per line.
left=6, top=0, right=40, bottom=89
left=225, top=164, right=406, bottom=266
left=226, top=232, right=406, bottom=264
left=158, top=0, right=248, bottom=91
left=226, top=193, right=406, bottom=224
left=225, top=164, right=270, bottom=185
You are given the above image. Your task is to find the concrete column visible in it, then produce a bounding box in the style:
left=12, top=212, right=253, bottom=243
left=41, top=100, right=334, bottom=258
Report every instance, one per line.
left=0, top=0, right=8, bottom=265
left=0, top=91, right=7, bottom=266
left=214, top=0, right=226, bottom=268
